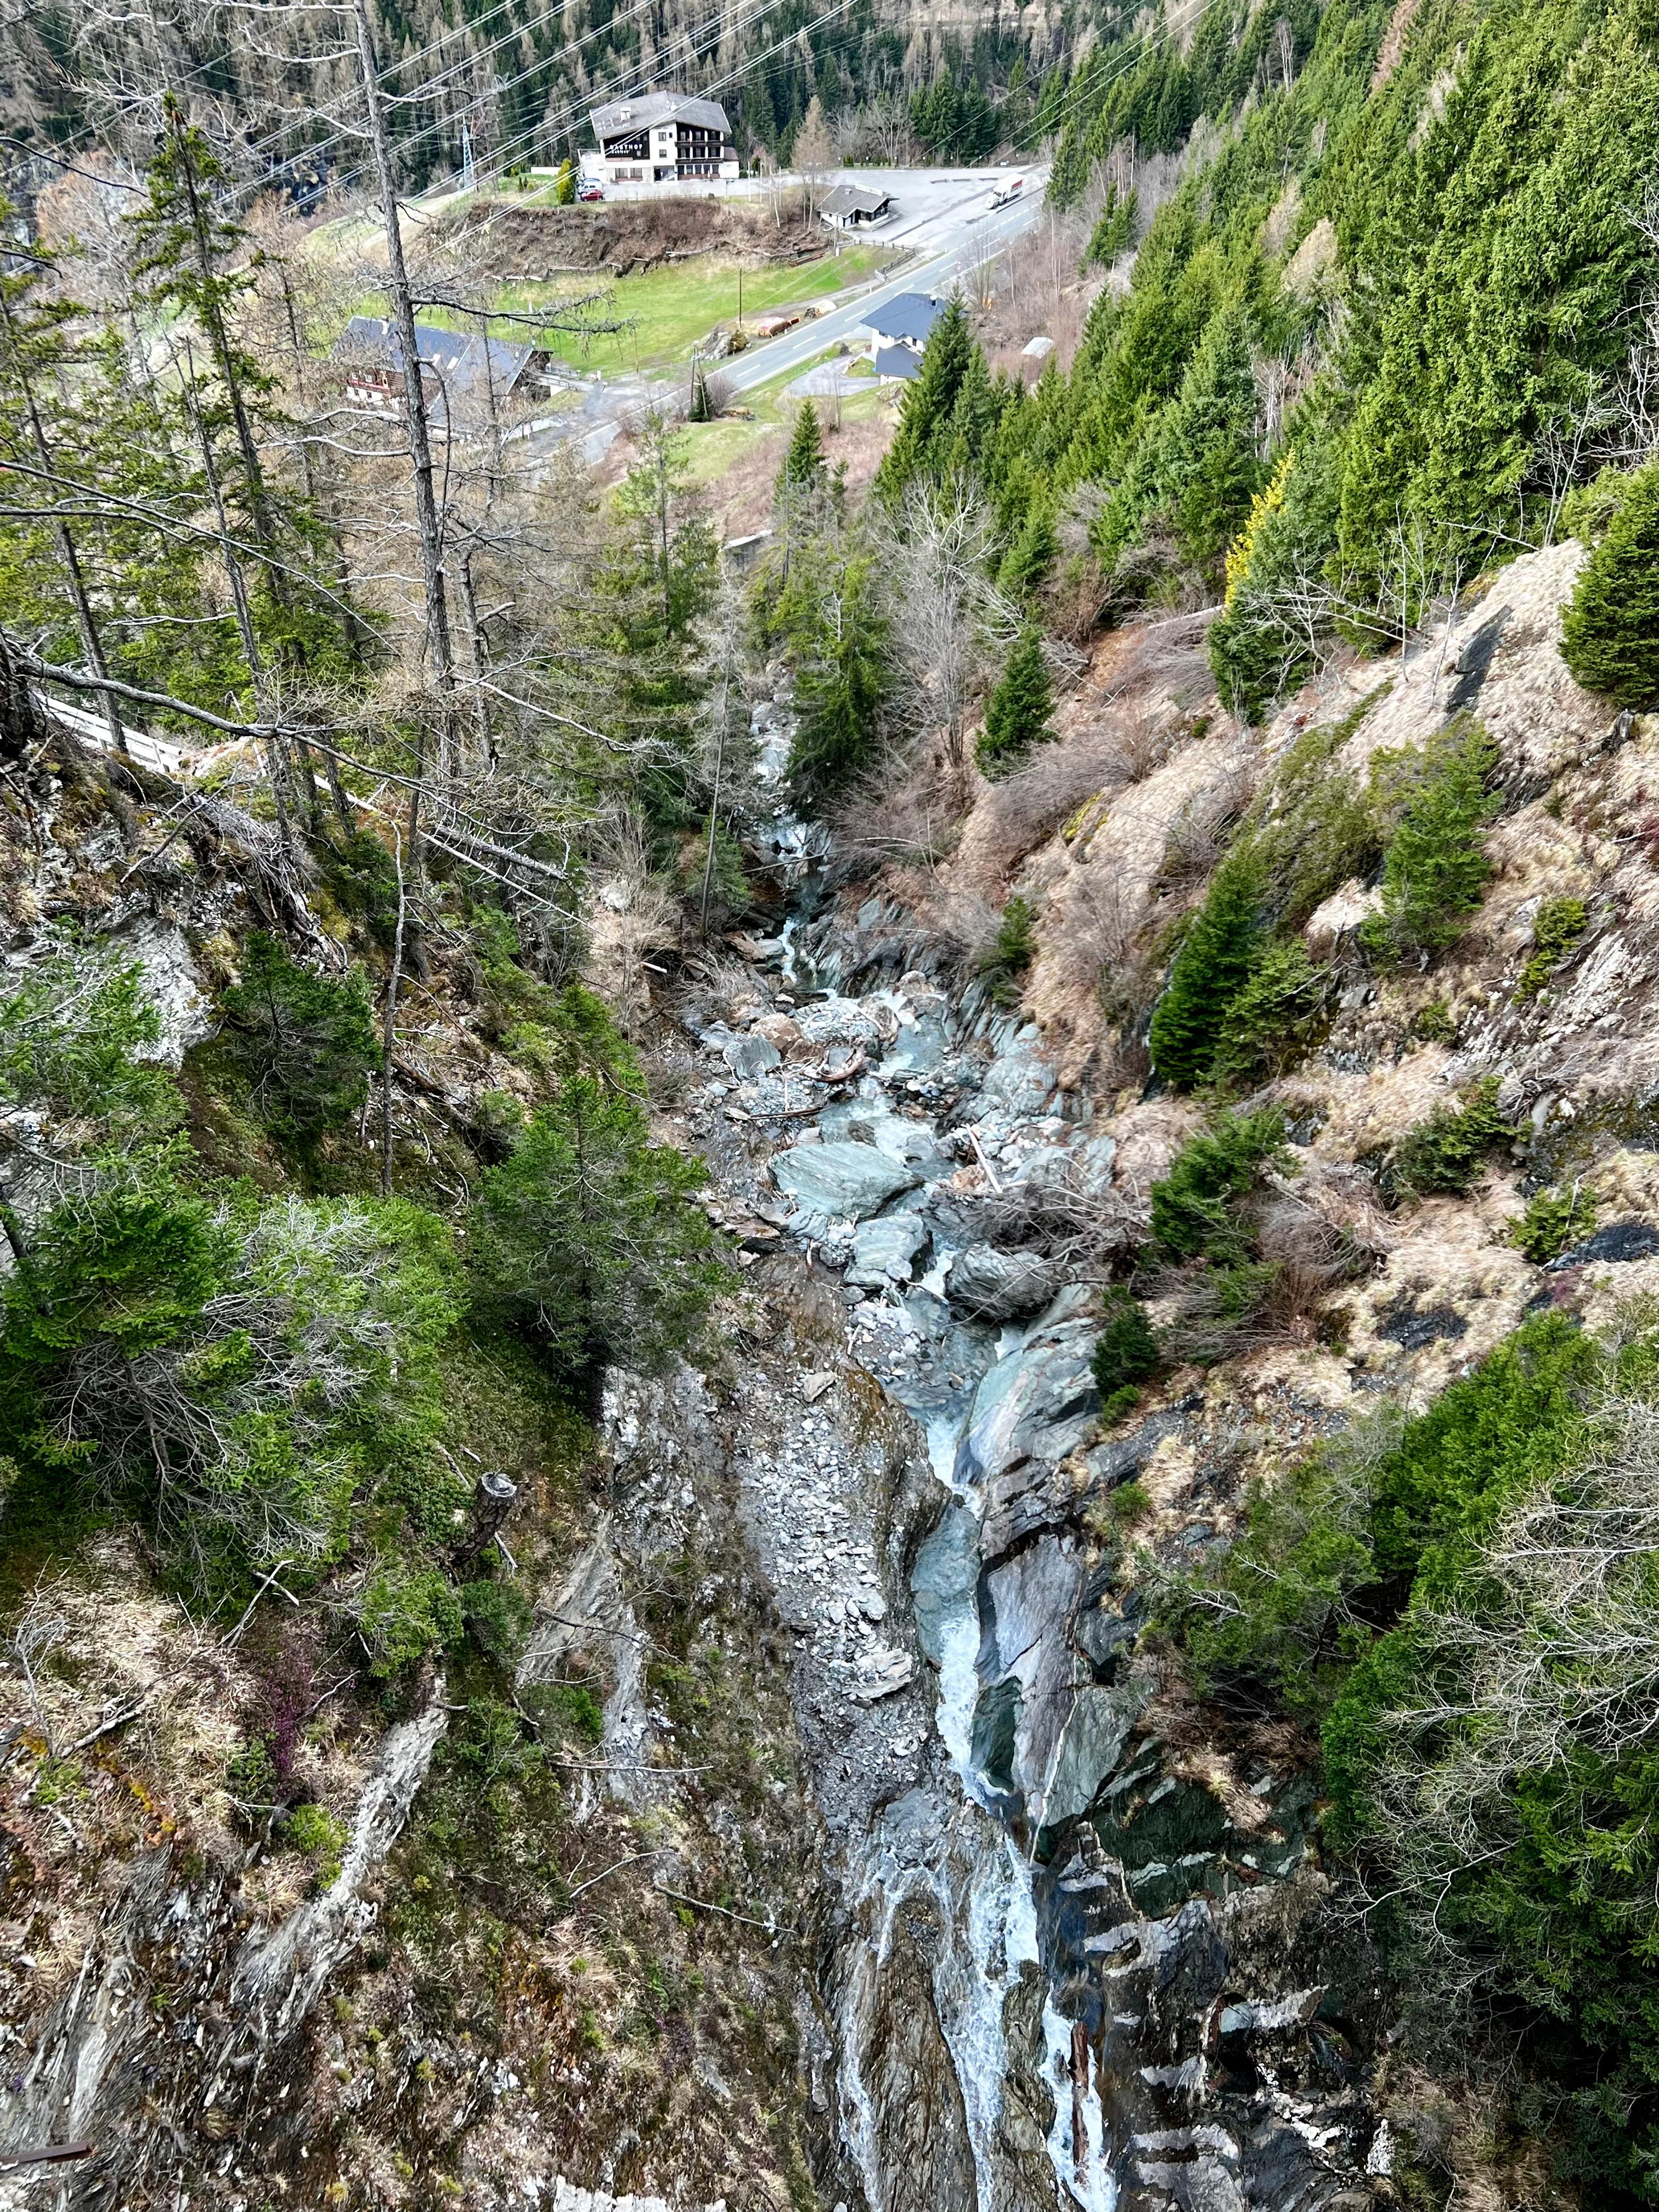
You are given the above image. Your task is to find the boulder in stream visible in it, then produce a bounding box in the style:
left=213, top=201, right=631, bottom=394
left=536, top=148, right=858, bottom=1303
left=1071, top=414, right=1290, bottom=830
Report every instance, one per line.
left=944, top=1243, right=1065, bottom=1322
left=956, top=1294, right=1102, bottom=1488
left=772, top=1139, right=923, bottom=1223
left=847, top=1213, right=929, bottom=1288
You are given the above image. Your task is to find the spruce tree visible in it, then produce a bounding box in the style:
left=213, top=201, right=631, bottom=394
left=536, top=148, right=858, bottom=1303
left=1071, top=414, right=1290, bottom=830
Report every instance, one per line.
left=1361, top=721, right=1497, bottom=963
left=785, top=554, right=889, bottom=806
left=977, top=626, right=1053, bottom=776
left=1561, top=458, right=1659, bottom=710
left=873, top=297, right=974, bottom=504
left=944, top=345, right=1001, bottom=479
left=780, top=401, right=825, bottom=495
left=554, top=159, right=577, bottom=204
left=998, top=504, right=1059, bottom=596
left=1093, top=1292, right=1159, bottom=1398
left=1148, top=848, right=1266, bottom=1090
left=129, top=98, right=282, bottom=568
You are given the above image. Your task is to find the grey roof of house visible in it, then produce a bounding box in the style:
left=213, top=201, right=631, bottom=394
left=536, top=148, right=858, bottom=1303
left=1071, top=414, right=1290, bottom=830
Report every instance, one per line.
left=865, top=292, right=941, bottom=344
left=335, top=316, right=539, bottom=407
left=589, top=92, right=732, bottom=140
left=821, top=182, right=892, bottom=218
left=874, top=344, right=922, bottom=382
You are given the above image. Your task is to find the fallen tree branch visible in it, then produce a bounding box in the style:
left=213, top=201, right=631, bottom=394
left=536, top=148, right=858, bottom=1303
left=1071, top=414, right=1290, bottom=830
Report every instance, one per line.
left=566, top=1846, right=670, bottom=1900
left=653, top=1882, right=777, bottom=1932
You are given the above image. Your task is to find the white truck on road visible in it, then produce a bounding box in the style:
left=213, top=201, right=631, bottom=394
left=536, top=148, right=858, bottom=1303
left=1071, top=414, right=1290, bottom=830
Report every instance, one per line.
left=985, top=175, right=1025, bottom=209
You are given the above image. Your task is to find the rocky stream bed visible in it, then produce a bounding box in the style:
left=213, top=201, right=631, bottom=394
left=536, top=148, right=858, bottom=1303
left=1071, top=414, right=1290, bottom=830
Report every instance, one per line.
left=588, top=695, right=1398, bottom=2212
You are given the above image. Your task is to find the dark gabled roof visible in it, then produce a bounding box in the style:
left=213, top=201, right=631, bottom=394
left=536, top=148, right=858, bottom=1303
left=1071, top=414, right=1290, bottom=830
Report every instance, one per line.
left=589, top=91, right=731, bottom=139
left=874, top=344, right=922, bottom=382
left=335, top=317, right=539, bottom=407
left=821, top=183, right=892, bottom=218
left=865, top=292, right=941, bottom=345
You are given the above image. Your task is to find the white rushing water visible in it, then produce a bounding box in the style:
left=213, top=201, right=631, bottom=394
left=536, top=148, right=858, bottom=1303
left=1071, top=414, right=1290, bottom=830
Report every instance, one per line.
left=914, top=1429, right=1115, bottom=2212
left=752, top=701, right=1112, bottom=2212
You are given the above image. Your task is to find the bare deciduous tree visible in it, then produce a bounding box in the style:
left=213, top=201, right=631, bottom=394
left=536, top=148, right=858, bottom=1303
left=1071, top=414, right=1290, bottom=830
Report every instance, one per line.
left=881, top=482, right=1017, bottom=804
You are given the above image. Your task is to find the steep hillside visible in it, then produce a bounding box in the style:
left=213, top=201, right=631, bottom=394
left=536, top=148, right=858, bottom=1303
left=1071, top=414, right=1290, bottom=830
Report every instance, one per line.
left=9, top=0, right=1659, bottom=2207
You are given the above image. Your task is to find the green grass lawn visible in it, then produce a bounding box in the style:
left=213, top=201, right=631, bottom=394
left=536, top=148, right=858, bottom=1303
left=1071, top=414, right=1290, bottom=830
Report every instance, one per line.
left=419, top=247, right=891, bottom=372
left=674, top=417, right=783, bottom=487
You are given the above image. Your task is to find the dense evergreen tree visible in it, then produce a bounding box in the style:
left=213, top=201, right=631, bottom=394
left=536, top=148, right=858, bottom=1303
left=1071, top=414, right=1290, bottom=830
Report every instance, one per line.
left=1561, top=459, right=1659, bottom=710
left=977, top=627, right=1053, bottom=777
left=471, top=1072, right=729, bottom=1386
left=780, top=400, right=825, bottom=495
left=873, top=298, right=975, bottom=505
left=1148, top=850, right=1267, bottom=1090
left=1361, top=721, right=1499, bottom=964
left=782, top=552, right=890, bottom=806
left=219, top=935, right=379, bottom=1148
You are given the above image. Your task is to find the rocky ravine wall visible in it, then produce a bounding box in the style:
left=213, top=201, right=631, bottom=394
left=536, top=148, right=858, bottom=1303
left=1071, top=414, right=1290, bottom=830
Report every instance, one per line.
left=0, top=736, right=833, bottom=2211
left=633, top=538, right=1653, bottom=2212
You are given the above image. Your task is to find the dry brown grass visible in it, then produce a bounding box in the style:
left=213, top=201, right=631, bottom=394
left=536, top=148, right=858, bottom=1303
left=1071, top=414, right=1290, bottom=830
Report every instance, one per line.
left=966, top=731, right=1137, bottom=877
left=1156, top=763, right=1254, bottom=896
left=435, top=192, right=832, bottom=278
left=829, top=738, right=964, bottom=877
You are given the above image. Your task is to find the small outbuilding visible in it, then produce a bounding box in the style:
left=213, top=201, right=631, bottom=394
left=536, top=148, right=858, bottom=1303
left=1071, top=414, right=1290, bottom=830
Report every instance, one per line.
left=334, top=316, right=551, bottom=432
left=819, top=182, right=895, bottom=231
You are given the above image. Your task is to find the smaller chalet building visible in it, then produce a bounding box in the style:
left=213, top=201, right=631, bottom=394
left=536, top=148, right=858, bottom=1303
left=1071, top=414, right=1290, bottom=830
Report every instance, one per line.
left=873, top=344, right=922, bottom=383
left=334, top=317, right=551, bottom=433
left=586, top=93, right=738, bottom=185
left=819, top=182, right=894, bottom=231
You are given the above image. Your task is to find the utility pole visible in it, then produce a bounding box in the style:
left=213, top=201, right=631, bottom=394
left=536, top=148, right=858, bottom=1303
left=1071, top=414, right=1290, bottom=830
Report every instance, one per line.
left=351, top=0, right=459, bottom=773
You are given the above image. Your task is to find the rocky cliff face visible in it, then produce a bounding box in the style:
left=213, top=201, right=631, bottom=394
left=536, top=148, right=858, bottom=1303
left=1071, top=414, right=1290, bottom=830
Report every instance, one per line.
left=0, top=740, right=833, bottom=2211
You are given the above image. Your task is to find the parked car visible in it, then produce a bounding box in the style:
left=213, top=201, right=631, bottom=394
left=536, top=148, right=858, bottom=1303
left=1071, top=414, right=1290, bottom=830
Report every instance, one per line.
left=578, top=183, right=604, bottom=202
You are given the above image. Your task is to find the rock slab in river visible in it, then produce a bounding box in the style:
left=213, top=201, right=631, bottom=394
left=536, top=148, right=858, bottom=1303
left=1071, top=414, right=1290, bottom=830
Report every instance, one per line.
left=848, top=1214, right=929, bottom=1287
left=772, top=1139, right=923, bottom=1223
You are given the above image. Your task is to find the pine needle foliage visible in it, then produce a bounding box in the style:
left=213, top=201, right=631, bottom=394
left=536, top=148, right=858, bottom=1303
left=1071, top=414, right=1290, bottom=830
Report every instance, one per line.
left=1361, top=720, right=1499, bottom=964
left=1149, top=849, right=1266, bottom=1089
left=1515, top=895, right=1587, bottom=1001
left=872, top=297, right=974, bottom=505
left=1560, top=459, right=1659, bottom=710
left=1092, top=1290, right=1159, bottom=1398
left=779, top=401, right=825, bottom=495
left=974, top=896, right=1039, bottom=1007
left=1390, top=1077, right=1516, bottom=1198
left=977, top=626, right=1053, bottom=777
left=218, top=934, right=378, bottom=1148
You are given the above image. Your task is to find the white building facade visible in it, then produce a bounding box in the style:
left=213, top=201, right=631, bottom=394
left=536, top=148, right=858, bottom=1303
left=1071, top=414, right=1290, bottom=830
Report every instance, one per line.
left=584, top=93, right=739, bottom=186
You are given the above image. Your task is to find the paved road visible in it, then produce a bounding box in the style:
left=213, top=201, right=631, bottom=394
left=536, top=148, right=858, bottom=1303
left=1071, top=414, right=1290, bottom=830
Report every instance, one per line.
left=720, top=168, right=1050, bottom=394
left=512, top=164, right=1049, bottom=466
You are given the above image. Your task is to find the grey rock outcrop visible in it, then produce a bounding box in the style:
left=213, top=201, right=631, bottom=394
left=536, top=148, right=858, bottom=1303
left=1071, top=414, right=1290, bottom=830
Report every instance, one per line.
left=944, top=1242, right=1065, bottom=1321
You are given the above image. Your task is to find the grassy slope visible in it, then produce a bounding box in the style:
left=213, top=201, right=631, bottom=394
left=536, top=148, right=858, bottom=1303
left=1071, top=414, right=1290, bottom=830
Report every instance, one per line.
left=422, top=245, right=893, bottom=370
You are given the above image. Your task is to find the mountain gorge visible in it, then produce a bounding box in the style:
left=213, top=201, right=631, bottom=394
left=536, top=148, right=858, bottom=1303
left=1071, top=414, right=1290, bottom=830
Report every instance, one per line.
left=3, top=1, right=1659, bottom=2209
